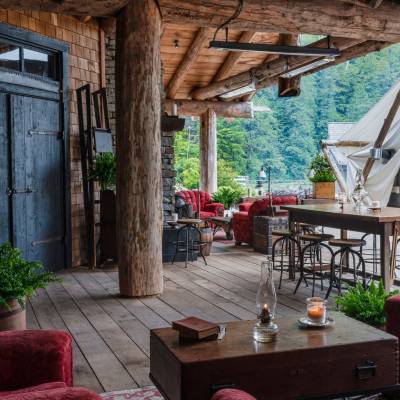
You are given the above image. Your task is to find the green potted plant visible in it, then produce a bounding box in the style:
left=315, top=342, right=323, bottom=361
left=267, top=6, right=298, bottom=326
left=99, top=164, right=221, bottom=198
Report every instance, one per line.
left=88, top=152, right=117, bottom=260
left=88, top=152, right=116, bottom=191
left=336, top=281, right=399, bottom=329
left=308, top=154, right=336, bottom=199
left=0, top=242, right=58, bottom=331
left=212, top=186, right=242, bottom=211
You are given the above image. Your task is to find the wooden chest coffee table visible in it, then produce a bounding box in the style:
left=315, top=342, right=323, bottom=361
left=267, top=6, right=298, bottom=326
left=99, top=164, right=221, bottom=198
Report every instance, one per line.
left=150, top=314, right=399, bottom=400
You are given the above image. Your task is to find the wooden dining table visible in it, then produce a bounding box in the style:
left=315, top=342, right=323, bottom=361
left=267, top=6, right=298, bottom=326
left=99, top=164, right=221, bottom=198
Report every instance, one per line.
left=281, top=203, right=400, bottom=289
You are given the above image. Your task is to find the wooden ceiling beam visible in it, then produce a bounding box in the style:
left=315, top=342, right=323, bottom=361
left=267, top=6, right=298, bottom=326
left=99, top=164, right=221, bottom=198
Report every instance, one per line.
left=191, top=37, right=361, bottom=100
left=255, top=40, right=390, bottom=91
left=1, top=0, right=399, bottom=39
left=212, top=31, right=257, bottom=82
left=166, top=27, right=211, bottom=99
left=164, top=99, right=253, bottom=118
left=160, top=0, right=400, bottom=43
left=0, top=0, right=128, bottom=16
left=302, top=40, right=390, bottom=76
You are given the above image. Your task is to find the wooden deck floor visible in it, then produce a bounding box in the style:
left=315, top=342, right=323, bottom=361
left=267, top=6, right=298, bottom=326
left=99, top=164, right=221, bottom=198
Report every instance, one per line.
left=27, top=246, right=336, bottom=394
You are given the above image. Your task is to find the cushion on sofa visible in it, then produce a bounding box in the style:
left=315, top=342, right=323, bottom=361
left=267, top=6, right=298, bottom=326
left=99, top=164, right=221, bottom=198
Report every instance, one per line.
left=0, top=383, right=67, bottom=398
left=0, top=330, right=73, bottom=391
left=0, top=387, right=101, bottom=400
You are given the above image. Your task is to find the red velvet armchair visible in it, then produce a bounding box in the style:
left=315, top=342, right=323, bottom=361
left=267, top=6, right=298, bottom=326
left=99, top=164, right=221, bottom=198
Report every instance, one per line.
left=0, top=330, right=100, bottom=400
left=232, top=196, right=298, bottom=245
left=176, top=190, right=224, bottom=219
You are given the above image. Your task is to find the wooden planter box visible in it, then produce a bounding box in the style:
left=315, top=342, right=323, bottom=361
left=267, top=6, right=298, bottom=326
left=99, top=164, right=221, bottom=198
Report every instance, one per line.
left=100, top=190, right=117, bottom=261
left=313, top=181, right=336, bottom=199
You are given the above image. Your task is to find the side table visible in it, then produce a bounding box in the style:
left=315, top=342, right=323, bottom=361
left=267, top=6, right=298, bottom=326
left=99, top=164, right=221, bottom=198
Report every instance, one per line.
left=209, top=216, right=233, bottom=240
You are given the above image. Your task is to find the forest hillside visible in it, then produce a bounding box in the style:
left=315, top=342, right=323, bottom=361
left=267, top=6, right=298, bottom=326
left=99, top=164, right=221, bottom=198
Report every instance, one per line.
left=174, top=43, right=400, bottom=189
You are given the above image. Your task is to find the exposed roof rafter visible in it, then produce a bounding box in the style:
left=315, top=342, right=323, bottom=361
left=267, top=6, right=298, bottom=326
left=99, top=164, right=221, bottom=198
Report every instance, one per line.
left=191, top=37, right=361, bottom=100
left=166, top=27, right=211, bottom=99
left=212, top=31, right=257, bottom=82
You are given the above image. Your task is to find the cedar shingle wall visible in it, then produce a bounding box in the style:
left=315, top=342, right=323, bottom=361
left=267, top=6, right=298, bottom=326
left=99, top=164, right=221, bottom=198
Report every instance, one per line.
left=0, top=10, right=101, bottom=267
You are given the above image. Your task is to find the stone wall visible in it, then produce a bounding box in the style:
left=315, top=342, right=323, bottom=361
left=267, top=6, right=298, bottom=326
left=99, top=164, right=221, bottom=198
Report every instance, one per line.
left=105, top=32, right=176, bottom=218
left=0, top=10, right=102, bottom=267
left=162, top=131, right=176, bottom=218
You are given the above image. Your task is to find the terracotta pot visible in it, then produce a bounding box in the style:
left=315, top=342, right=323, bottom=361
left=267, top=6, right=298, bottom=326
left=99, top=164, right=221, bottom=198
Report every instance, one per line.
left=0, top=299, right=26, bottom=331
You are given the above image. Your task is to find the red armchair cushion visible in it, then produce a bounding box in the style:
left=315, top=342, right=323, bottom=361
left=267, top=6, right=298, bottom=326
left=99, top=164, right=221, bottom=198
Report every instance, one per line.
left=211, top=389, right=257, bottom=400
left=0, top=330, right=73, bottom=391
left=0, top=387, right=101, bottom=400
left=176, top=190, right=211, bottom=212
left=385, top=295, right=400, bottom=339
left=239, top=202, right=252, bottom=212
left=233, top=196, right=298, bottom=245
left=0, top=383, right=67, bottom=397
left=176, top=190, right=224, bottom=217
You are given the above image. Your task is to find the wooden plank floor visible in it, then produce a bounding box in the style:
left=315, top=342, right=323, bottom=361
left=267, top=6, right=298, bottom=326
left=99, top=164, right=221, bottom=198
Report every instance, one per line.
left=27, top=246, right=337, bottom=394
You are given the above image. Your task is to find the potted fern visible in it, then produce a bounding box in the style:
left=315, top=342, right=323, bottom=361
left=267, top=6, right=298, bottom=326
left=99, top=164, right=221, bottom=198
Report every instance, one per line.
left=0, top=242, right=58, bottom=331
left=212, top=186, right=242, bottom=211
left=309, top=154, right=336, bottom=199
left=336, top=281, right=399, bottom=329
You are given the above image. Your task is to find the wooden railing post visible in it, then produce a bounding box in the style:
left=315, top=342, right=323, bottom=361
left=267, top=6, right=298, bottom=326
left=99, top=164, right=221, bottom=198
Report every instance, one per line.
left=115, top=0, right=163, bottom=297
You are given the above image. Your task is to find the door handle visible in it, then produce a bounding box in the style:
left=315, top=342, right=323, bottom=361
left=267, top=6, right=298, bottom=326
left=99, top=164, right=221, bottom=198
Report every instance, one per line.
left=6, top=187, right=36, bottom=196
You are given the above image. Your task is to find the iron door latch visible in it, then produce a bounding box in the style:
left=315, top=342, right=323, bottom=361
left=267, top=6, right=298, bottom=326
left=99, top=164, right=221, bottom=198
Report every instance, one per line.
left=6, top=187, right=36, bottom=196
left=355, top=360, right=377, bottom=380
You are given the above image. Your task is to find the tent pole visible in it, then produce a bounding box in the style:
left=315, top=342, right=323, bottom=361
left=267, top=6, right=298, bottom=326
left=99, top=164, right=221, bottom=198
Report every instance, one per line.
left=320, top=141, right=347, bottom=193
left=363, top=89, right=400, bottom=181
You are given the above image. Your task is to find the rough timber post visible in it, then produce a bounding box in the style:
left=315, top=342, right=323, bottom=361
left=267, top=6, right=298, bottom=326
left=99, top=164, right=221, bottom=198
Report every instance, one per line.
left=115, top=0, right=163, bottom=296
left=200, top=109, right=217, bottom=194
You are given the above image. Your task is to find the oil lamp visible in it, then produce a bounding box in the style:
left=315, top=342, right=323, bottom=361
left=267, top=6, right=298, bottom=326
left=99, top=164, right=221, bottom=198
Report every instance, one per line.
left=253, top=258, right=278, bottom=342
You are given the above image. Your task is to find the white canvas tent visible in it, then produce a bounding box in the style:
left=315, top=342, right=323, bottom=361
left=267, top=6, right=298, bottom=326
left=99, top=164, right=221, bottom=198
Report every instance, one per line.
left=325, top=79, right=400, bottom=206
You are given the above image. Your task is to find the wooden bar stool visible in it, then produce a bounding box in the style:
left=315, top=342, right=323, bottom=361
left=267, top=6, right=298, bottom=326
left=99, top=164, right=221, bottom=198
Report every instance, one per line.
left=325, top=238, right=367, bottom=298
left=172, top=220, right=208, bottom=267
left=294, top=233, right=335, bottom=296
left=271, top=229, right=301, bottom=289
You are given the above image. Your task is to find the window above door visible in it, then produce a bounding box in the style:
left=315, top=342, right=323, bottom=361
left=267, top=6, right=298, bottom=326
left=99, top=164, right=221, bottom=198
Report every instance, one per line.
left=0, top=39, right=58, bottom=80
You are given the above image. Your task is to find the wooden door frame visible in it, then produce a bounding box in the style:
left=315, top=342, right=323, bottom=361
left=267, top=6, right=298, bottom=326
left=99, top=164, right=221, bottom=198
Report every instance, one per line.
left=0, top=22, right=71, bottom=269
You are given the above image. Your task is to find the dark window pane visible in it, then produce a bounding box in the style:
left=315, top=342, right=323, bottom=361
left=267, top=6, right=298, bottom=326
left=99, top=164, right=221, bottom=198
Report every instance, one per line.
left=0, top=43, right=20, bottom=71
left=23, top=48, right=57, bottom=79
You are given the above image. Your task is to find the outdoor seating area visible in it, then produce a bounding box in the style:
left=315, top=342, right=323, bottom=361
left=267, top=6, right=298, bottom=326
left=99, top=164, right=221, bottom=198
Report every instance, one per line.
left=3, top=1, right=400, bottom=400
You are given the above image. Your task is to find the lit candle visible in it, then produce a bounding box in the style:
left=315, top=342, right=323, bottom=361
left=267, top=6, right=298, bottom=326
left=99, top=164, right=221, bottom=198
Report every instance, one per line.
left=308, top=305, right=324, bottom=321
left=306, top=297, right=326, bottom=324
left=259, top=303, right=271, bottom=324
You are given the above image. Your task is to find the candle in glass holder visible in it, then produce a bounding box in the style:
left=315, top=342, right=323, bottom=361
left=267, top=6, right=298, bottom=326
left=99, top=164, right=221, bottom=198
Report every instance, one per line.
left=306, top=297, right=327, bottom=324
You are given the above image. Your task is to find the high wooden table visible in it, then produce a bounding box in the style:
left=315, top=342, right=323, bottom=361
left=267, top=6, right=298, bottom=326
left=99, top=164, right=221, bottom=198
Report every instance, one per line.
left=150, top=314, right=399, bottom=400
left=281, top=204, right=400, bottom=289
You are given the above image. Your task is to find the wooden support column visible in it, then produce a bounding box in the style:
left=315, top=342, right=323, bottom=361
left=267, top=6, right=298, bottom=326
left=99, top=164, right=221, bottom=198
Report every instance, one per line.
left=200, top=109, right=217, bottom=194
left=115, top=0, right=163, bottom=297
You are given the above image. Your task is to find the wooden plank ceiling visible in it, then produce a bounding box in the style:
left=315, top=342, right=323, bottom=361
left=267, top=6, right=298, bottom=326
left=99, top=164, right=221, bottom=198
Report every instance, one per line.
left=161, top=24, right=280, bottom=99
left=3, top=0, right=400, bottom=101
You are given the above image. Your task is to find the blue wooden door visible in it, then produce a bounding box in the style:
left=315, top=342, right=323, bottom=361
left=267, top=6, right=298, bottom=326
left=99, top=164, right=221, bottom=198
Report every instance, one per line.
left=10, top=95, right=65, bottom=271
left=0, top=93, right=9, bottom=244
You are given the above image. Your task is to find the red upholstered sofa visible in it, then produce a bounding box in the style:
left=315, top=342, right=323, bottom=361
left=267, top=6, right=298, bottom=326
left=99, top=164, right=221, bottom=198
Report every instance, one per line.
left=176, top=190, right=224, bottom=219
left=0, top=330, right=100, bottom=400
left=232, top=196, right=298, bottom=245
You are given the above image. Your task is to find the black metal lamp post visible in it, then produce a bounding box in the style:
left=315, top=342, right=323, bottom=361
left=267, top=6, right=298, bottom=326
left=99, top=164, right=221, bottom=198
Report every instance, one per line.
left=257, top=165, right=274, bottom=216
